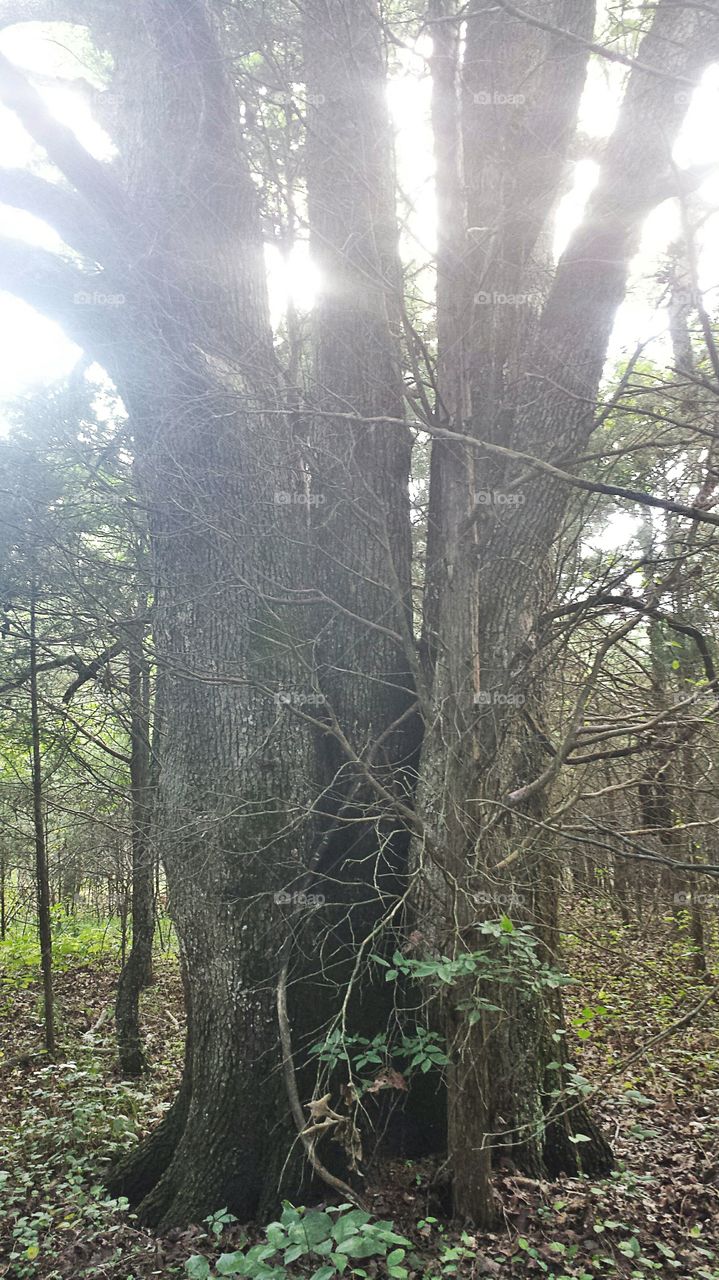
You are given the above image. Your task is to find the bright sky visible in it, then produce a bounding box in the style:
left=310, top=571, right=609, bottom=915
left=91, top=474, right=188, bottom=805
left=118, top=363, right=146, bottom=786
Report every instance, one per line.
left=1, top=16, right=719, bottom=562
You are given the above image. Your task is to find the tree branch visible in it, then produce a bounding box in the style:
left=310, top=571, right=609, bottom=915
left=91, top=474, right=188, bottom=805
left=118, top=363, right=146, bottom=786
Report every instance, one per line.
left=0, top=235, right=126, bottom=374
left=259, top=405, right=719, bottom=529
left=0, top=51, right=131, bottom=241
left=62, top=639, right=125, bottom=703
left=486, top=0, right=707, bottom=85
left=0, top=1, right=87, bottom=25
left=0, top=169, right=112, bottom=264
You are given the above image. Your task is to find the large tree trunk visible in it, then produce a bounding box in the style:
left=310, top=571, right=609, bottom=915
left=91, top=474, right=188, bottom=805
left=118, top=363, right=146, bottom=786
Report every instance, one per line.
left=108, top=1, right=321, bottom=1221
left=416, top=0, right=719, bottom=1222
left=304, top=0, right=419, bottom=837
left=0, top=0, right=324, bottom=1227
left=302, top=0, right=425, bottom=1150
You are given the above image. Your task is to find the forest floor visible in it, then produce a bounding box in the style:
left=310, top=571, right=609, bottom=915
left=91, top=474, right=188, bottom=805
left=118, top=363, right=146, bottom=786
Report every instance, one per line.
left=0, top=904, right=718, bottom=1280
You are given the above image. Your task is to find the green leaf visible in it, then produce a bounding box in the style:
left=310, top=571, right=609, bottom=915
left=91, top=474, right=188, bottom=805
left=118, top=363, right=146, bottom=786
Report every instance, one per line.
left=265, top=1224, right=287, bottom=1249
left=310, top=1268, right=337, bottom=1280
left=244, top=1244, right=279, bottom=1265
left=334, top=1236, right=383, bottom=1259
left=217, top=1255, right=249, bottom=1276
left=331, top=1210, right=371, bottom=1243
left=290, top=1210, right=333, bottom=1247
left=186, top=1258, right=211, bottom=1280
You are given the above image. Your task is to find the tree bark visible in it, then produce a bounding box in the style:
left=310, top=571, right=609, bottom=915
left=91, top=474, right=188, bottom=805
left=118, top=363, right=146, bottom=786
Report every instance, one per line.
left=302, top=0, right=425, bottom=1150
left=29, top=586, right=55, bottom=1058
left=115, top=616, right=155, bottom=1077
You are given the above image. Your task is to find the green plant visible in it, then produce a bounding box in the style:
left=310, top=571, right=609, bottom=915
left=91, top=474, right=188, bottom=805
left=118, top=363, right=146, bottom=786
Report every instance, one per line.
left=185, top=1203, right=413, bottom=1280
left=0, top=1053, right=148, bottom=1275
left=310, top=1026, right=449, bottom=1089
left=205, top=1207, right=241, bottom=1241
left=373, top=919, right=574, bottom=1027
left=0, top=911, right=124, bottom=985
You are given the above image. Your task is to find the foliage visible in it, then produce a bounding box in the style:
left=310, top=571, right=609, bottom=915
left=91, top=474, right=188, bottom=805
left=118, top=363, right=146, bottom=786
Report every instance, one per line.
left=0, top=910, right=124, bottom=990
left=372, top=919, right=574, bottom=1027
left=310, top=1026, right=449, bottom=1088
left=185, top=1204, right=413, bottom=1280
left=0, top=1053, right=149, bottom=1277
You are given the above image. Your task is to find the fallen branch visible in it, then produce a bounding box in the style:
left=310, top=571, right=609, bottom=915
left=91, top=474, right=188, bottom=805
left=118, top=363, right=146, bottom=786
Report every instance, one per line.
left=276, top=939, right=366, bottom=1209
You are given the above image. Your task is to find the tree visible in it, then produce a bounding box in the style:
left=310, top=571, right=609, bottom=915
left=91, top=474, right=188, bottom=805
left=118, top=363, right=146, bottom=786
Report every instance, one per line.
left=114, top=611, right=155, bottom=1077
left=3, top=0, right=719, bottom=1234
left=412, top=0, right=719, bottom=1221
left=1, top=0, right=323, bottom=1226
left=0, top=381, right=151, bottom=1057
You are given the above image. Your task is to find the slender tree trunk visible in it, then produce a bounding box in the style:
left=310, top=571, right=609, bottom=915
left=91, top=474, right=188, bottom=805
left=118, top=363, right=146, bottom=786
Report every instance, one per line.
left=0, top=849, right=6, bottom=940
left=29, top=587, right=55, bottom=1057
left=116, top=616, right=155, bottom=1076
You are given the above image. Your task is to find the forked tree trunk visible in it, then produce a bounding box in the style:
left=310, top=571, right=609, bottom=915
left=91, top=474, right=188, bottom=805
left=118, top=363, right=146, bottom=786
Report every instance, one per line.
left=416, top=0, right=719, bottom=1222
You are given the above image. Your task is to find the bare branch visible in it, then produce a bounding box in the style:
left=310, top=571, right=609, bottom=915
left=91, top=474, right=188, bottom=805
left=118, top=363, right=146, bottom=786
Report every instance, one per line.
left=61, top=640, right=125, bottom=704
